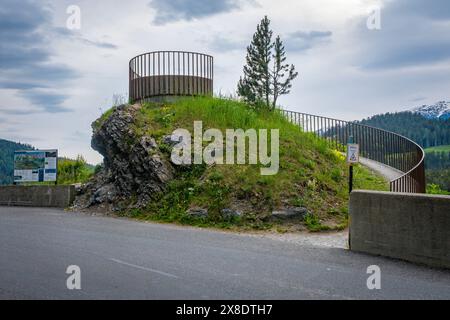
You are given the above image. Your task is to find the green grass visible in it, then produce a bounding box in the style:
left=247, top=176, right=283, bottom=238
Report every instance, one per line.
left=92, top=107, right=116, bottom=130
left=353, top=164, right=389, bottom=191
left=424, top=145, right=450, bottom=193
left=426, top=183, right=450, bottom=195
left=98, top=96, right=389, bottom=232
left=57, top=156, right=95, bottom=185
left=424, top=145, right=450, bottom=153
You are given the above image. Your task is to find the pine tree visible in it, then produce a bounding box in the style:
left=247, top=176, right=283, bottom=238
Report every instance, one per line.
left=237, top=16, right=273, bottom=107
left=237, top=16, right=298, bottom=110
left=271, top=35, right=298, bottom=109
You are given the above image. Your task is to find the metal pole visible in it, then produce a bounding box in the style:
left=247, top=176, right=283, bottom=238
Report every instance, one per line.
left=348, top=135, right=354, bottom=194
left=349, top=165, right=353, bottom=193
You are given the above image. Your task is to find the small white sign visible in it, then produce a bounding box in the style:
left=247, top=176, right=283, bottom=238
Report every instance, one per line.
left=347, top=143, right=359, bottom=164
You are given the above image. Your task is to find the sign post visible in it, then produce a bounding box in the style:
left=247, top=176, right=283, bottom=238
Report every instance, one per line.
left=346, top=137, right=359, bottom=193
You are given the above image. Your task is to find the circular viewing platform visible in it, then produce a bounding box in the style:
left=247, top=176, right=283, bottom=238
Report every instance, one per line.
left=129, top=51, right=213, bottom=103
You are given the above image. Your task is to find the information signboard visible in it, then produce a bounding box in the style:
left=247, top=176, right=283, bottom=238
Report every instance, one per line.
left=14, top=150, right=58, bottom=183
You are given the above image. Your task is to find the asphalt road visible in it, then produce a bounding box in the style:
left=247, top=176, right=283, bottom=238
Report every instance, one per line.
left=0, top=206, right=449, bottom=299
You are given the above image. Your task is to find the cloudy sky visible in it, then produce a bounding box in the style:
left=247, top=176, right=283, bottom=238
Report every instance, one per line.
left=1, top=0, right=449, bottom=164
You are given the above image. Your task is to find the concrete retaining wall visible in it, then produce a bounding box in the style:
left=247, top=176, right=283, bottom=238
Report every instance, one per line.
left=0, top=185, right=75, bottom=208
left=349, top=190, right=450, bottom=269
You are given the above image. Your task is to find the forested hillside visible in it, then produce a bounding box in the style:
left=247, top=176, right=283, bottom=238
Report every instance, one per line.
left=358, top=112, right=450, bottom=148
left=425, top=148, right=450, bottom=170
left=0, top=139, right=34, bottom=185
left=358, top=111, right=450, bottom=192
left=424, top=146, right=450, bottom=191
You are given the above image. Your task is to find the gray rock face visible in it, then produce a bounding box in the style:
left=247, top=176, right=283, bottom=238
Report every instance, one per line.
left=221, top=208, right=242, bottom=219
left=186, top=208, right=241, bottom=219
left=91, top=184, right=118, bottom=204
left=78, top=104, right=175, bottom=208
left=162, top=134, right=179, bottom=147
left=271, top=207, right=308, bottom=220
left=187, top=208, right=208, bottom=218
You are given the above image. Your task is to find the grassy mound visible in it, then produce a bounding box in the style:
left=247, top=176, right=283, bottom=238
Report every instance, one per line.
left=109, top=97, right=388, bottom=231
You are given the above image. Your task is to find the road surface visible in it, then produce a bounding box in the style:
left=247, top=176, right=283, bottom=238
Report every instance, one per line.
left=0, top=206, right=449, bottom=299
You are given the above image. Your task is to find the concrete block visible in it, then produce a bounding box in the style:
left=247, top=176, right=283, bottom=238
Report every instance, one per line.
left=0, top=185, right=76, bottom=208
left=349, top=190, right=450, bottom=269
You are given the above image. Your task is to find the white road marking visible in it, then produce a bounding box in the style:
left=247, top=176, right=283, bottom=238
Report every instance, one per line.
left=109, top=258, right=179, bottom=279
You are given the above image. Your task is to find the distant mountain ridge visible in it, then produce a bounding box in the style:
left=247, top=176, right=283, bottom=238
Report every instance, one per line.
left=359, top=104, right=450, bottom=192
left=411, top=101, right=450, bottom=120
left=0, top=138, right=34, bottom=185
left=358, top=109, right=450, bottom=149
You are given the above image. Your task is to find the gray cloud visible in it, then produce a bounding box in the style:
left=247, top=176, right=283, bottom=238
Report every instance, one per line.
left=207, top=35, right=246, bottom=52
left=19, top=90, right=71, bottom=113
left=410, top=96, right=428, bottom=102
left=353, top=0, right=450, bottom=70
left=0, top=0, right=77, bottom=113
left=362, top=42, right=450, bottom=69
left=207, top=30, right=332, bottom=53
left=149, top=0, right=252, bottom=25
left=79, top=38, right=118, bottom=49
left=0, top=108, right=40, bottom=116
left=285, top=30, right=332, bottom=52
left=0, top=1, right=50, bottom=34
left=66, top=130, right=91, bottom=142
left=0, top=48, right=49, bottom=69
left=0, top=132, right=43, bottom=143
left=0, top=64, right=78, bottom=91
left=0, top=82, right=48, bottom=90
left=388, top=0, right=450, bottom=21
left=54, top=27, right=118, bottom=49
left=289, top=30, right=333, bottom=40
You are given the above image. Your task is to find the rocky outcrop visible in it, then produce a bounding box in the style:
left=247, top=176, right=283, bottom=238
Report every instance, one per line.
left=74, top=104, right=174, bottom=209
left=271, top=207, right=307, bottom=220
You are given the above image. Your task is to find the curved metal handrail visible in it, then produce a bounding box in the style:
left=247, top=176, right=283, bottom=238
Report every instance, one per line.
left=129, top=51, right=214, bottom=103
left=281, top=109, right=426, bottom=193
left=386, top=131, right=425, bottom=193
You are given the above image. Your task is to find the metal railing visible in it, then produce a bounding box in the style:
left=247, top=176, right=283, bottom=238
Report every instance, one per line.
left=129, top=51, right=213, bottom=103
left=282, top=109, right=426, bottom=193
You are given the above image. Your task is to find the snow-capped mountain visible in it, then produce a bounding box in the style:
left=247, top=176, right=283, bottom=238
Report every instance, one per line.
left=411, top=101, right=450, bottom=120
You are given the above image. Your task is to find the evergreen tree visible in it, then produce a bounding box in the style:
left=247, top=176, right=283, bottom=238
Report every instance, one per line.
left=237, top=16, right=298, bottom=110
left=271, top=35, right=298, bottom=109
left=238, top=16, right=273, bottom=106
